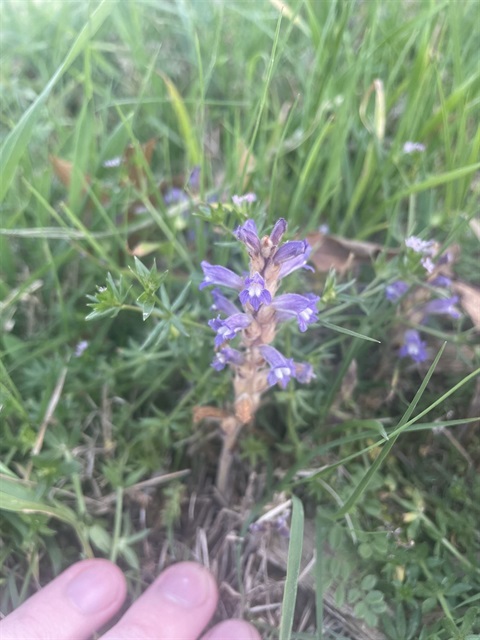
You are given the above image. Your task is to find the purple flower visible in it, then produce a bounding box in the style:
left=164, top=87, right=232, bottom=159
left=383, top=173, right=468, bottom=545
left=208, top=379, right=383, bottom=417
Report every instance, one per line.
left=210, top=289, right=239, bottom=316
left=249, top=521, right=267, bottom=534
left=208, top=313, right=251, bottom=347
left=200, top=262, right=244, bottom=291
left=294, top=361, right=316, bottom=384
left=421, top=256, right=436, bottom=274
left=211, top=346, right=245, bottom=371
left=274, top=515, right=291, bottom=538
left=403, top=141, right=426, bottom=154
left=405, top=236, right=435, bottom=255
left=438, top=251, right=454, bottom=266
left=272, top=293, right=319, bottom=332
left=163, top=187, right=188, bottom=205
left=232, top=193, right=257, bottom=206
left=274, top=240, right=308, bottom=265
left=188, top=165, right=201, bottom=189
left=399, top=330, right=428, bottom=363
left=239, top=272, right=272, bottom=311
left=423, top=296, right=461, bottom=319
left=430, top=275, right=452, bottom=288
left=270, top=218, right=287, bottom=245
left=385, top=280, right=409, bottom=302
left=74, top=340, right=89, bottom=357
left=259, top=345, right=296, bottom=389
left=234, top=219, right=261, bottom=255
left=278, top=242, right=314, bottom=279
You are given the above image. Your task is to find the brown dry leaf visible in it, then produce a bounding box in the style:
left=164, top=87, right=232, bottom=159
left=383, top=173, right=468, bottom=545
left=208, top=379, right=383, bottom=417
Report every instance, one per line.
left=126, top=241, right=163, bottom=257
left=452, top=280, right=480, bottom=330
left=307, top=231, right=398, bottom=274
left=50, top=155, right=90, bottom=189
left=469, top=217, right=480, bottom=241
left=193, top=406, right=230, bottom=425
left=339, top=359, right=358, bottom=405
left=123, top=137, right=157, bottom=189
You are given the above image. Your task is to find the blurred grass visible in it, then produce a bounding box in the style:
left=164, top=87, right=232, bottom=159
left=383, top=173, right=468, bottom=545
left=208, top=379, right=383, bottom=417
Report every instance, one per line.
left=1, top=0, right=479, bottom=637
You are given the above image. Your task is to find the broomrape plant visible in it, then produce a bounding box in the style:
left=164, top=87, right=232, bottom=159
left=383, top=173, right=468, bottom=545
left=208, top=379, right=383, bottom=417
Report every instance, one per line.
left=199, top=217, right=317, bottom=493
left=386, top=236, right=462, bottom=364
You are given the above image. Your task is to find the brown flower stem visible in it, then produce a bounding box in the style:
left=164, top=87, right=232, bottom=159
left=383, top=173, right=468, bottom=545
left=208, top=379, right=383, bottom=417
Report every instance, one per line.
left=216, top=417, right=244, bottom=496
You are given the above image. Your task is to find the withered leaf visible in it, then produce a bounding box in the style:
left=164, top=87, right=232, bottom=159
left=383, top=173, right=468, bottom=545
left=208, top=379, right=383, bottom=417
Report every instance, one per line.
left=452, top=280, right=480, bottom=330
left=123, top=137, right=157, bottom=189
left=193, top=405, right=230, bottom=425
left=50, top=155, right=90, bottom=189
left=307, top=231, right=398, bottom=274
left=126, top=241, right=163, bottom=257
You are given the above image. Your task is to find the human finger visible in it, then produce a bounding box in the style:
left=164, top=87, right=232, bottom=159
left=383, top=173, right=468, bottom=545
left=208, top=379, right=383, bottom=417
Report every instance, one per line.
left=101, top=561, right=218, bottom=640
left=202, top=619, right=262, bottom=639
left=0, top=558, right=127, bottom=640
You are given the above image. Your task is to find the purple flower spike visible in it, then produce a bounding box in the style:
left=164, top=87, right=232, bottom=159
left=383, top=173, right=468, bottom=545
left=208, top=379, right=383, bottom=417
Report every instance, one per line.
left=209, top=313, right=251, bottom=347
left=399, top=330, right=428, bottom=363
left=211, top=289, right=239, bottom=317
left=272, top=293, right=319, bottom=332
left=211, top=346, right=245, bottom=371
left=385, top=280, right=409, bottom=302
left=270, top=218, right=287, bottom=245
left=278, top=242, right=314, bottom=279
left=405, top=236, right=435, bottom=255
left=259, top=345, right=296, bottom=389
left=423, top=296, right=461, bottom=319
left=234, top=219, right=261, bottom=255
left=200, top=261, right=244, bottom=291
left=239, top=272, right=272, bottom=311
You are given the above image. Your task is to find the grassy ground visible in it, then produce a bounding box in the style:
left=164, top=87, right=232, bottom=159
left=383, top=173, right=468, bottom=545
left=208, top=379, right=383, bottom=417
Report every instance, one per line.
left=1, top=0, right=479, bottom=637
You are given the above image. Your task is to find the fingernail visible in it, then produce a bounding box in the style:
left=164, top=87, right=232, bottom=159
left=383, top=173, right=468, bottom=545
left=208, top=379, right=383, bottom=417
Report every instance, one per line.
left=156, top=563, right=210, bottom=607
left=66, top=564, right=121, bottom=614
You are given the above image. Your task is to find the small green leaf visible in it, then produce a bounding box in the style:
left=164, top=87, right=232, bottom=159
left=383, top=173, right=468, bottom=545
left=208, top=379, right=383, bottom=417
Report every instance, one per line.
left=279, top=496, right=304, bottom=640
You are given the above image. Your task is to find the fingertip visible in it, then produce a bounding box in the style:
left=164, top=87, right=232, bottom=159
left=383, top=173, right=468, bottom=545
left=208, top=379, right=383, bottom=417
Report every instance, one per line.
left=153, top=561, right=218, bottom=609
left=204, top=619, right=261, bottom=640
left=0, top=558, right=127, bottom=640
left=66, top=559, right=127, bottom=614
left=101, top=561, right=219, bottom=640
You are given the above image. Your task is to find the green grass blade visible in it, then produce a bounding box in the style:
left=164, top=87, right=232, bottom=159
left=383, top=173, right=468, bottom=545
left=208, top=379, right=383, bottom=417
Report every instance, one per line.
left=333, top=343, right=446, bottom=519
left=315, top=511, right=328, bottom=639
left=320, top=320, right=381, bottom=343
left=159, top=72, right=201, bottom=166
left=279, top=495, right=304, bottom=640
left=0, top=474, right=91, bottom=554
left=385, top=162, right=480, bottom=207
left=0, top=0, right=113, bottom=203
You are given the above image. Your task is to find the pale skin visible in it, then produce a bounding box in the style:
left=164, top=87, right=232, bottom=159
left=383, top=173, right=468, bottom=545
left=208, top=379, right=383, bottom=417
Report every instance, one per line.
left=0, top=559, right=261, bottom=640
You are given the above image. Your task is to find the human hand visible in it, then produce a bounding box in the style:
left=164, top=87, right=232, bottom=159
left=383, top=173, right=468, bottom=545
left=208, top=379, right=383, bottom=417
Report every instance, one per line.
left=0, top=559, right=261, bottom=639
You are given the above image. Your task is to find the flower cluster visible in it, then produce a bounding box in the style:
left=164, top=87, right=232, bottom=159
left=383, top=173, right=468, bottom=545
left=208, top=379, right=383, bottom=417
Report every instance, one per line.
left=387, top=236, right=461, bottom=363
left=200, top=218, right=317, bottom=424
